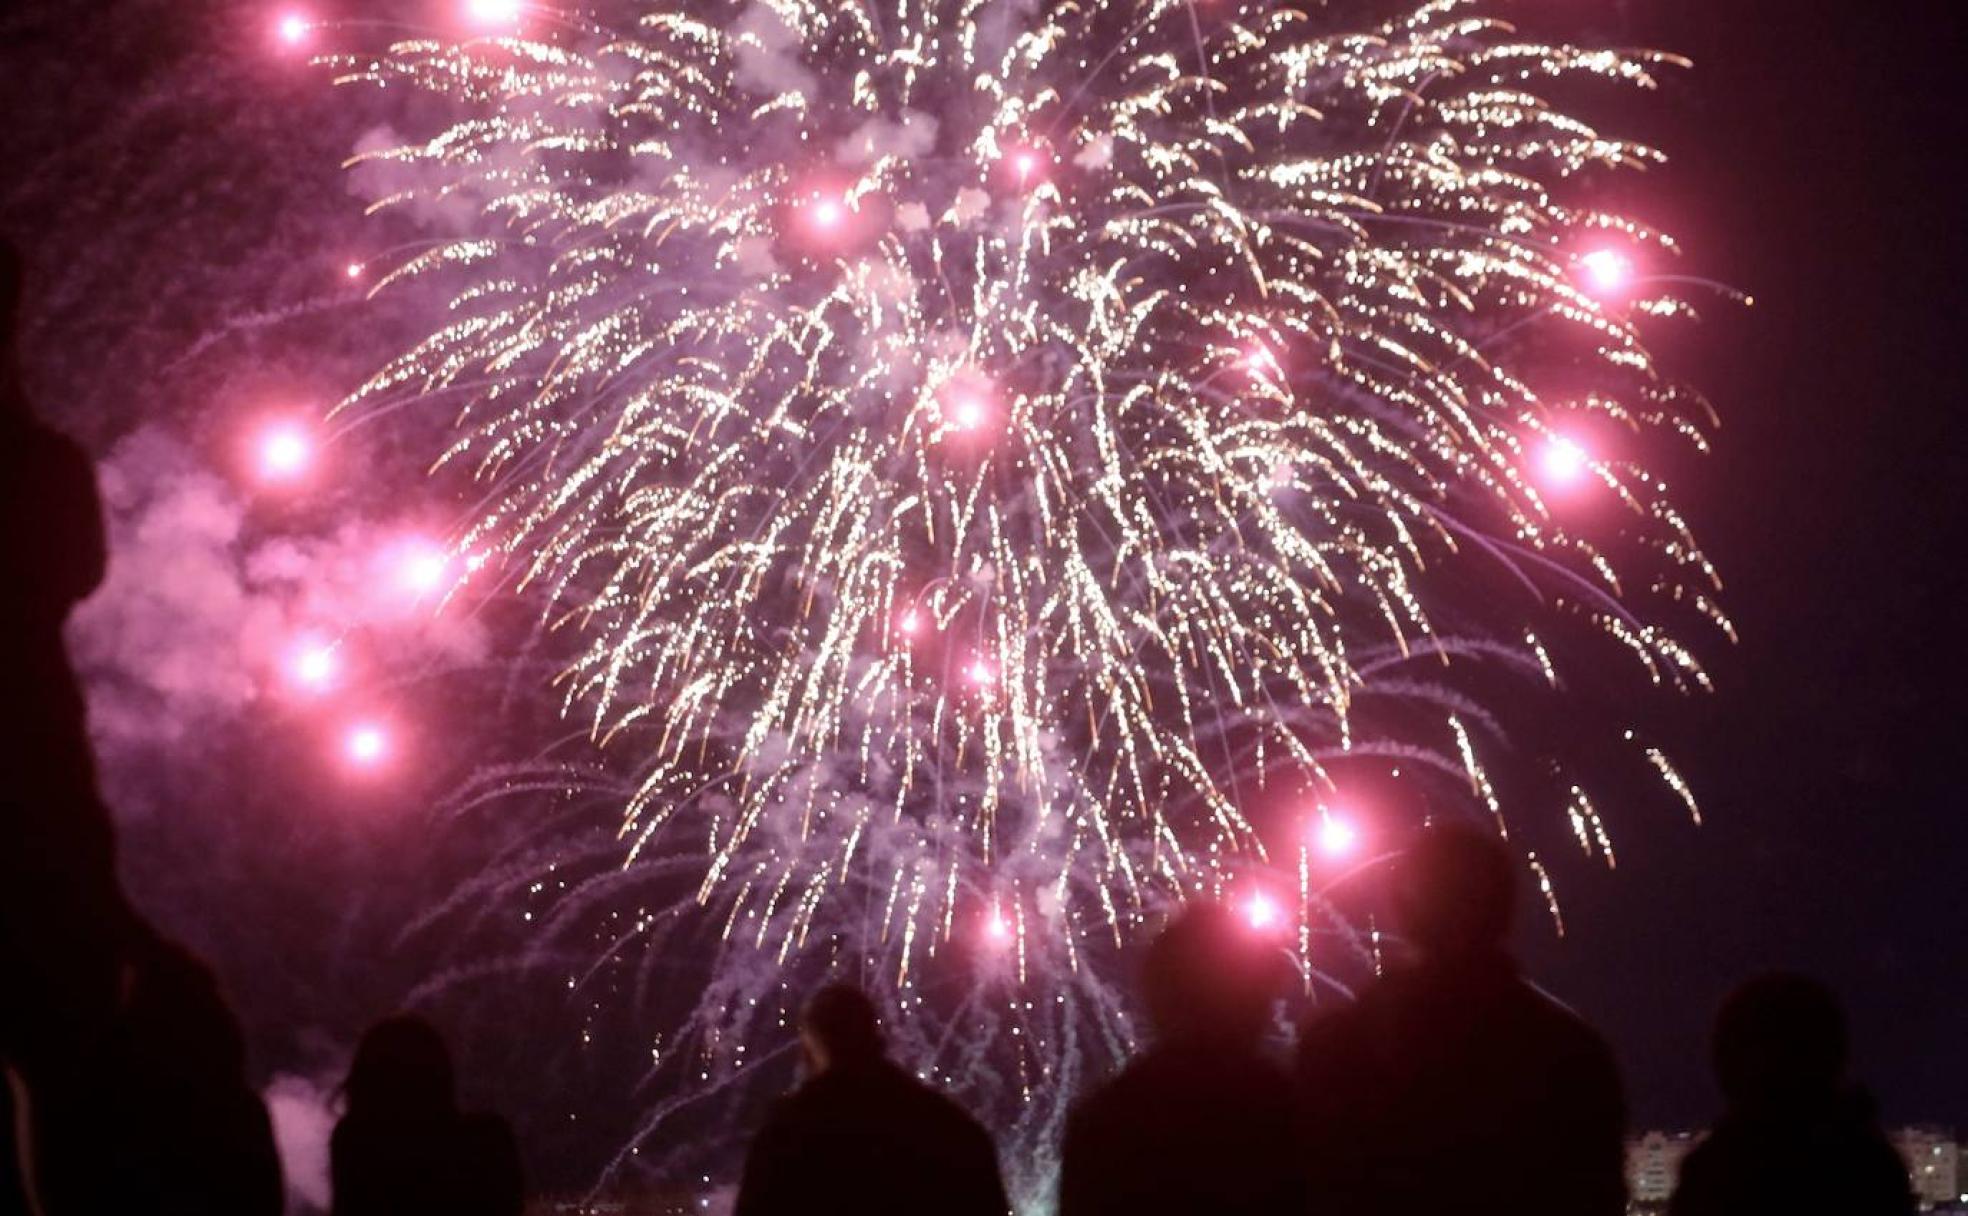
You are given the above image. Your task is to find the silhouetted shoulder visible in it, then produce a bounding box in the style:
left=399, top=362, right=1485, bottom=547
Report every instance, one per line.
left=1063, top=1047, right=1296, bottom=1216
left=1671, top=1114, right=1914, bottom=1216
left=458, top=1111, right=525, bottom=1216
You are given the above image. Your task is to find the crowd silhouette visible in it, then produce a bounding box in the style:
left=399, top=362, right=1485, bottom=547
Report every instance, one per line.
left=0, top=227, right=1930, bottom=1215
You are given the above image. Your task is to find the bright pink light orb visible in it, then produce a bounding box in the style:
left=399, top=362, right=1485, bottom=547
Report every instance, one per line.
left=275, top=11, right=312, bottom=47
left=950, top=395, right=987, bottom=431
left=966, top=659, right=995, bottom=687
left=1245, top=892, right=1280, bottom=930
left=985, top=912, right=1012, bottom=945
left=1579, top=249, right=1633, bottom=294
left=808, top=197, right=846, bottom=231
left=290, top=640, right=338, bottom=691
left=897, top=609, right=922, bottom=638
left=464, top=0, right=522, bottom=28
left=398, top=545, right=451, bottom=596
left=257, top=423, right=313, bottom=481
left=1540, top=436, right=1589, bottom=485
left=345, top=723, right=390, bottom=767
left=1315, top=815, right=1358, bottom=858
left=345, top=261, right=364, bottom=280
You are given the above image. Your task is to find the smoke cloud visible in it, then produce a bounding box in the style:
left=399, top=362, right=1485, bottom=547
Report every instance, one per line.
left=66, top=425, right=487, bottom=810
left=264, top=1073, right=338, bottom=1215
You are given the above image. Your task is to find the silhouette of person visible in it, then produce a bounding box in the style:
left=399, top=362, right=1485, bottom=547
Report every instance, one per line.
left=1, top=233, right=125, bottom=1067
left=1669, top=973, right=1913, bottom=1216
left=1297, top=821, right=1627, bottom=1216
left=8, top=933, right=284, bottom=1214
left=331, top=1015, right=524, bottom=1216
left=734, top=983, right=1009, bottom=1216
left=3, top=235, right=286, bottom=1215
left=1058, top=904, right=1299, bottom=1216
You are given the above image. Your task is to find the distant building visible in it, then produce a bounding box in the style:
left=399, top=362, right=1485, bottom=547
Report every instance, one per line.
left=1893, top=1126, right=1962, bottom=1211
left=1627, top=1130, right=1701, bottom=1210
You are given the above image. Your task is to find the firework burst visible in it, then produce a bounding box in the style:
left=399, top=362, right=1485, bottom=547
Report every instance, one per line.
left=335, top=0, right=1727, bottom=1193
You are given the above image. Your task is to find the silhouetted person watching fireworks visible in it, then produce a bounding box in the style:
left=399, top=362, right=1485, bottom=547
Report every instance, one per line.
left=1058, top=904, right=1299, bottom=1216
left=3, top=234, right=282, bottom=1215
left=1670, top=973, right=1913, bottom=1216
left=1296, top=821, right=1627, bottom=1216
left=734, top=983, right=1009, bottom=1216
left=0, top=234, right=123, bottom=1055
left=331, top=1015, right=524, bottom=1216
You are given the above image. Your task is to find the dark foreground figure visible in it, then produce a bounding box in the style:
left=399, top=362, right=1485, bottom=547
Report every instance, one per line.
left=1297, top=822, right=1627, bottom=1216
left=1670, top=973, right=1913, bottom=1216
left=331, top=1015, right=524, bottom=1216
left=1059, top=905, right=1298, bottom=1216
left=2, top=235, right=282, bottom=1215
left=735, top=984, right=1008, bottom=1216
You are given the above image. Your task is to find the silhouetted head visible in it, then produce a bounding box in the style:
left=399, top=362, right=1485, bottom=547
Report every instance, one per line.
left=1392, top=821, right=1516, bottom=959
left=1142, top=904, right=1286, bottom=1047
left=344, top=1015, right=458, bottom=1123
left=799, top=984, right=885, bottom=1073
left=1712, top=972, right=1849, bottom=1110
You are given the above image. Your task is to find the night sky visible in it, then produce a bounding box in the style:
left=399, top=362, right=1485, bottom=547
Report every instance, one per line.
left=4, top=0, right=1966, bottom=1169
left=1518, top=0, right=1968, bottom=1131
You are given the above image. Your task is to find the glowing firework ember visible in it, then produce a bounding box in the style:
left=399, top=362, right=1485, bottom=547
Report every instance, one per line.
left=464, top=0, right=523, bottom=28
left=333, top=0, right=1727, bottom=1192
left=344, top=722, right=390, bottom=768
left=288, top=638, right=339, bottom=692
left=1315, top=815, right=1358, bottom=859
left=275, top=11, right=311, bottom=48
left=1580, top=248, right=1636, bottom=294
left=1542, top=436, right=1592, bottom=486
left=255, top=421, right=312, bottom=482
left=1244, top=892, right=1280, bottom=931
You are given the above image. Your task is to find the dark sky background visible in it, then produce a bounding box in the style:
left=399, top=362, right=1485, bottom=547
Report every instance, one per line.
left=1517, top=0, right=1968, bottom=1130
left=4, top=0, right=1967, bottom=1170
